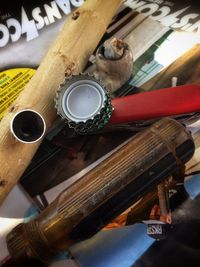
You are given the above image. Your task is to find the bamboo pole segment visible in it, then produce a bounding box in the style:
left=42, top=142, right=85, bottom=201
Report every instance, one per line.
left=0, top=0, right=123, bottom=205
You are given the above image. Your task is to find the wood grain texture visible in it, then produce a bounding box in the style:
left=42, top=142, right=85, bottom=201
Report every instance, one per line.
left=0, top=0, right=123, bottom=205
left=142, top=44, right=200, bottom=90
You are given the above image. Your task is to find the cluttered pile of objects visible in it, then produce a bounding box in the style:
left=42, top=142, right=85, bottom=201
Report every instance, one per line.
left=1, top=0, right=200, bottom=266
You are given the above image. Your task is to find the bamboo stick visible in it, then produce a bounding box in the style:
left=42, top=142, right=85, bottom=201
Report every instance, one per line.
left=0, top=0, right=123, bottom=205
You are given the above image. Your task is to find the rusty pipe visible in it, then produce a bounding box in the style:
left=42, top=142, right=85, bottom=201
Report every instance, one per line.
left=7, top=118, right=195, bottom=263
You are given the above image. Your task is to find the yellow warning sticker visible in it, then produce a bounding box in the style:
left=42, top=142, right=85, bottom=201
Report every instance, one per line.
left=0, top=68, right=35, bottom=120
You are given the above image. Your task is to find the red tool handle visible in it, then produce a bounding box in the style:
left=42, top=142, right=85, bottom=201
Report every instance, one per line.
left=110, top=84, right=200, bottom=124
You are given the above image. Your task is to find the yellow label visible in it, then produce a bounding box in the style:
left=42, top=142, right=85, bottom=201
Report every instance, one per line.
left=0, top=68, right=36, bottom=120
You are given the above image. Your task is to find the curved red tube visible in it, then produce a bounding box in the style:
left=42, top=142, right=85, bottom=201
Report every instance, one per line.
left=110, top=84, right=200, bottom=124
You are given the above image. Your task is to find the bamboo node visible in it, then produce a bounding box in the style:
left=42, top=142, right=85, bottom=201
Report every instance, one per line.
left=65, top=62, right=77, bottom=77
left=72, top=11, right=80, bottom=20
left=0, top=178, right=7, bottom=187
left=77, top=8, right=107, bottom=31
left=9, top=104, right=19, bottom=113
left=53, top=51, right=78, bottom=76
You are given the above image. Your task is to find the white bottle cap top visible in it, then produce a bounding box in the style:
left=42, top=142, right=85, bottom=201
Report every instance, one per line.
left=61, top=79, right=107, bottom=122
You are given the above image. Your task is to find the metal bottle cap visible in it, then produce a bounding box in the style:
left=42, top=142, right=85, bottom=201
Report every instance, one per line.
left=55, top=74, right=113, bottom=134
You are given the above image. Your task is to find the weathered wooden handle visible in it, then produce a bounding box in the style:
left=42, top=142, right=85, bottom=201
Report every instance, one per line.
left=0, top=0, right=122, bottom=206
left=142, top=44, right=200, bottom=90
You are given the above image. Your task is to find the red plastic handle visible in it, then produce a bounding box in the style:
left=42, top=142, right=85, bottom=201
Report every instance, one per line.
left=110, top=84, right=200, bottom=124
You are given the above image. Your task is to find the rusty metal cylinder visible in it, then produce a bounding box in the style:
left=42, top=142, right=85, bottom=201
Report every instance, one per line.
left=7, top=118, right=195, bottom=263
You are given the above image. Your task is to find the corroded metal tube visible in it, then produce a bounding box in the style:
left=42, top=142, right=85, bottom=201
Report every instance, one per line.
left=7, top=118, right=195, bottom=263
